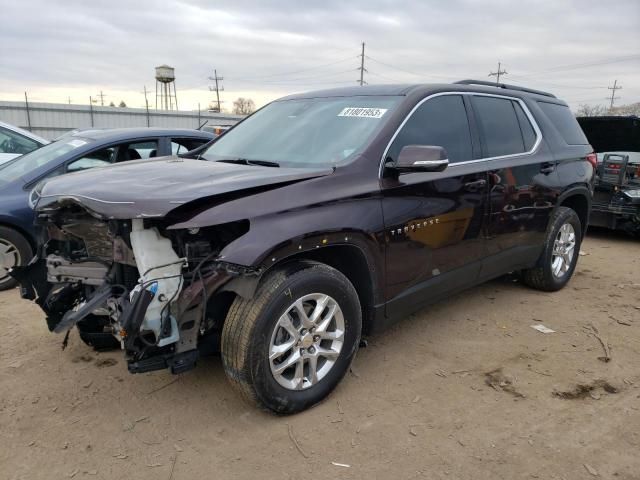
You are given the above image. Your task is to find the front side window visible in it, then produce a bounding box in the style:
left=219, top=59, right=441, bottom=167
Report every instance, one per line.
left=202, top=96, right=401, bottom=168
left=0, top=126, right=40, bottom=155
left=172, top=138, right=209, bottom=155
left=0, top=138, right=92, bottom=185
left=472, top=96, right=528, bottom=157
left=387, top=95, right=473, bottom=164
left=67, top=147, right=117, bottom=172
left=124, top=141, right=158, bottom=160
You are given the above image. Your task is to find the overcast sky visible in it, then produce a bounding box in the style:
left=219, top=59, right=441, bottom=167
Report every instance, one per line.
left=1, top=0, right=638, bottom=111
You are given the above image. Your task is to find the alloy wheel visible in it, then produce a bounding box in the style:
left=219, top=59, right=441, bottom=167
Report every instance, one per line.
left=269, top=293, right=345, bottom=390
left=551, top=223, right=576, bottom=278
left=0, top=238, right=21, bottom=285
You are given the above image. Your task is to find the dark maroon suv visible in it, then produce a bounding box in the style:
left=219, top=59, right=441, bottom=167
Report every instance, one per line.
left=13, top=80, right=595, bottom=413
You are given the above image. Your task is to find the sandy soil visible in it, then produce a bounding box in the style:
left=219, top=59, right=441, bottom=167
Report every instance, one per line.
left=1, top=229, right=639, bottom=480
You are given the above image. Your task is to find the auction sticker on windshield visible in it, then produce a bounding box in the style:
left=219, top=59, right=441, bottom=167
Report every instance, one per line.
left=338, top=107, right=387, bottom=118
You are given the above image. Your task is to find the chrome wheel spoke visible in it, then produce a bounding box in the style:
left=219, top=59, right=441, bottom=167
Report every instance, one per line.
left=273, top=349, right=301, bottom=375
left=316, top=346, right=340, bottom=359
left=269, top=338, right=296, bottom=361
left=307, top=355, right=319, bottom=385
left=269, top=293, right=345, bottom=391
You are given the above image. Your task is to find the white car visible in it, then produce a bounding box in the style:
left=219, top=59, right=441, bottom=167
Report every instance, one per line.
left=0, top=121, right=49, bottom=166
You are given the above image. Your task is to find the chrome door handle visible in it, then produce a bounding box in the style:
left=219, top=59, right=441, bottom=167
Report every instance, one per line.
left=540, top=162, right=555, bottom=174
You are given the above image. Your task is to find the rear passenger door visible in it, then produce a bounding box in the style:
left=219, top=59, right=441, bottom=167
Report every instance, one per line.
left=381, top=94, right=489, bottom=315
left=469, top=94, right=555, bottom=278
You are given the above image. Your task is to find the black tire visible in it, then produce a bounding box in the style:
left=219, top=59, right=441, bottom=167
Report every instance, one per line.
left=0, top=227, right=32, bottom=291
left=522, top=206, right=582, bottom=292
left=221, top=261, right=362, bottom=414
left=77, top=315, right=121, bottom=351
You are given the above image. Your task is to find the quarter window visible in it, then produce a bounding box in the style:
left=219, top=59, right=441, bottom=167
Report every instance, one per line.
left=472, top=96, right=528, bottom=157
left=387, top=95, right=473, bottom=164
left=514, top=102, right=537, bottom=151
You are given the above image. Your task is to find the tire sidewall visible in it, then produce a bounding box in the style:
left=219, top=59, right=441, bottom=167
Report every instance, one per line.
left=249, top=266, right=361, bottom=413
left=0, top=227, right=32, bottom=291
left=540, top=208, right=582, bottom=290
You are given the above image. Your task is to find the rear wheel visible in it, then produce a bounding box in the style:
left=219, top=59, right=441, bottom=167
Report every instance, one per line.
left=522, top=207, right=582, bottom=292
left=221, top=262, right=361, bottom=414
left=0, top=227, right=32, bottom=291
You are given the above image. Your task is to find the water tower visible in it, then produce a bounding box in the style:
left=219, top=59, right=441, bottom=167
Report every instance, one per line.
left=155, top=65, right=178, bottom=110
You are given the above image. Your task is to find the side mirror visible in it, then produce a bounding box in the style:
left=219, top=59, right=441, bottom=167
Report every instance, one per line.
left=390, top=145, right=449, bottom=173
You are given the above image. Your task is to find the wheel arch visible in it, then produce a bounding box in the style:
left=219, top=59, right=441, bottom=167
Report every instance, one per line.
left=219, top=242, right=381, bottom=336
left=556, top=186, right=591, bottom=238
left=0, top=220, right=36, bottom=250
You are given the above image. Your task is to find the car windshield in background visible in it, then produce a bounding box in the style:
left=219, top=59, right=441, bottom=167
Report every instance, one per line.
left=201, top=96, right=401, bottom=168
left=0, top=138, right=91, bottom=184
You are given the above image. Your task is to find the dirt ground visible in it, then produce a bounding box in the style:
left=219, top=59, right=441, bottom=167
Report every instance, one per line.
left=1, top=229, right=639, bottom=480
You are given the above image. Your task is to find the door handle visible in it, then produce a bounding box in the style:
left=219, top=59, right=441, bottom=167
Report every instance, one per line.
left=464, top=179, right=487, bottom=190
left=540, top=162, right=555, bottom=174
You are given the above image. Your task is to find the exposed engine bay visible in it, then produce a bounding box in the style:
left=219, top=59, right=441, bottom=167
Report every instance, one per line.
left=12, top=203, right=254, bottom=374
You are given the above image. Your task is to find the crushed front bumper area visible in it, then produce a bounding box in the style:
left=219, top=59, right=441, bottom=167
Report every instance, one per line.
left=11, top=211, right=255, bottom=375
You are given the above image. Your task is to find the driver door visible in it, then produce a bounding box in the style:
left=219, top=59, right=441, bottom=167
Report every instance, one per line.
left=381, top=94, right=489, bottom=317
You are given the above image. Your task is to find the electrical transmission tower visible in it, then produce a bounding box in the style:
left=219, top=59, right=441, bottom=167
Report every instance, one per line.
left=358, top=42, right=368, bottom=86
left=96, top=90, right=107, bottom=106
left=208, top=70, right=224, bottom=112
left=607, top=79, right=622, bottom=109
left=488, top=62, right=507, bottom=84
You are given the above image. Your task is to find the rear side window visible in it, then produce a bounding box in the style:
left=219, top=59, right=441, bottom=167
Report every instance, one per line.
left=514, top=103, right=537, bottom=151
left=538, top=102, right=588, bottom=145
left=387, top=95, right=473, bottom=163
left=472, top=96, right=526, bottom=157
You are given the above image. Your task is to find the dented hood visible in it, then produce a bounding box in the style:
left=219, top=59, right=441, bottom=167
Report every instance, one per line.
left=35, top=157, right=332, bottom=219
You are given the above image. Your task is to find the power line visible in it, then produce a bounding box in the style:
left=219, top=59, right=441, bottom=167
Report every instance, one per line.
left=228, top=56, right=356, bottom=81
left=488, top=62, right=507, bottom=84
left=514, top=54, right=640, bottom=77
left=364, top=56, right=453, bottom=80
left=607, top=79, right=622, bottom=109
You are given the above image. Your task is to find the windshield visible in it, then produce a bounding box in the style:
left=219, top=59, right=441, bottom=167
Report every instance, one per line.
left=201, top=96, right=401, bottom=168
left=0, top=138, right=91, bottom=184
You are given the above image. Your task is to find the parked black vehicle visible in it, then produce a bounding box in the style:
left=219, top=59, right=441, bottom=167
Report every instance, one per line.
left=577, top=116, right=640, bottom=235
left=12, top=81, right=594, bottom=413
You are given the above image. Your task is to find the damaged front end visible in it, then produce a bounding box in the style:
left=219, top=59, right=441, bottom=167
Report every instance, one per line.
left=12, top=201, right=254, bottom=374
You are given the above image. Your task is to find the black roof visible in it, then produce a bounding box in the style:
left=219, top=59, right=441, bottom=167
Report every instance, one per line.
left=278, top=81, right=565, bottom=103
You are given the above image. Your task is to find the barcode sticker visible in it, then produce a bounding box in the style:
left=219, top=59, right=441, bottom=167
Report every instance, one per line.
left=337, top=107, right=387, bottom=119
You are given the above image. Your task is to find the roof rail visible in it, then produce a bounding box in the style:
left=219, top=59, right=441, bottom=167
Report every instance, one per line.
left=454, top=79, right=556, bottom=98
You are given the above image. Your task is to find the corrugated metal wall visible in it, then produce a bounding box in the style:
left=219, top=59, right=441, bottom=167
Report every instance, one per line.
left=0, top=101, right=243, bottom=140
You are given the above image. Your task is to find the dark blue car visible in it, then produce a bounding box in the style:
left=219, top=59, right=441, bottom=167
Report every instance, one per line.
left=0, top=127, right=214, bottom=290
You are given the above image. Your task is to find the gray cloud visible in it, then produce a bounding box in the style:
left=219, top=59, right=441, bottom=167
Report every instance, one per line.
left=1, top=0, right=638, bottom=108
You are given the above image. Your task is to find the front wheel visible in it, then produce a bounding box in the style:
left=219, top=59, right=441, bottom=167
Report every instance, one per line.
left=522, top=206, right=582, bottom=292
left=0, top=227, right=33, bottom=291
left=221, top=262, right=362, bottom=414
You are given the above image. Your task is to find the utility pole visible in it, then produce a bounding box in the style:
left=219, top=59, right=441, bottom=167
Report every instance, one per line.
left=24, top=92, right=32, bottom=131
left=358, top=42, right=367, bottom=86
left=142, top=85, right=151, bottom=127
left=208, top=70, right=224, bottom=112
left=96, top=90, right=106, bottom=106
left=68, top=96, right=72, bottom=105
left=89, top=96, right=95, bottom=127
left=488, top=62, right=508, bottom=85
left=607, top=79, right=622, bottom=110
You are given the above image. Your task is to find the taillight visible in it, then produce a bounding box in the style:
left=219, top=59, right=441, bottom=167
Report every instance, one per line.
left=586, top=152, right=597, bottom=169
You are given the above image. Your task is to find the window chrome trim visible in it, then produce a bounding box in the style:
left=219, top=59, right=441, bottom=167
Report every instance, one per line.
left=378, top=91, right=543, bottom=178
